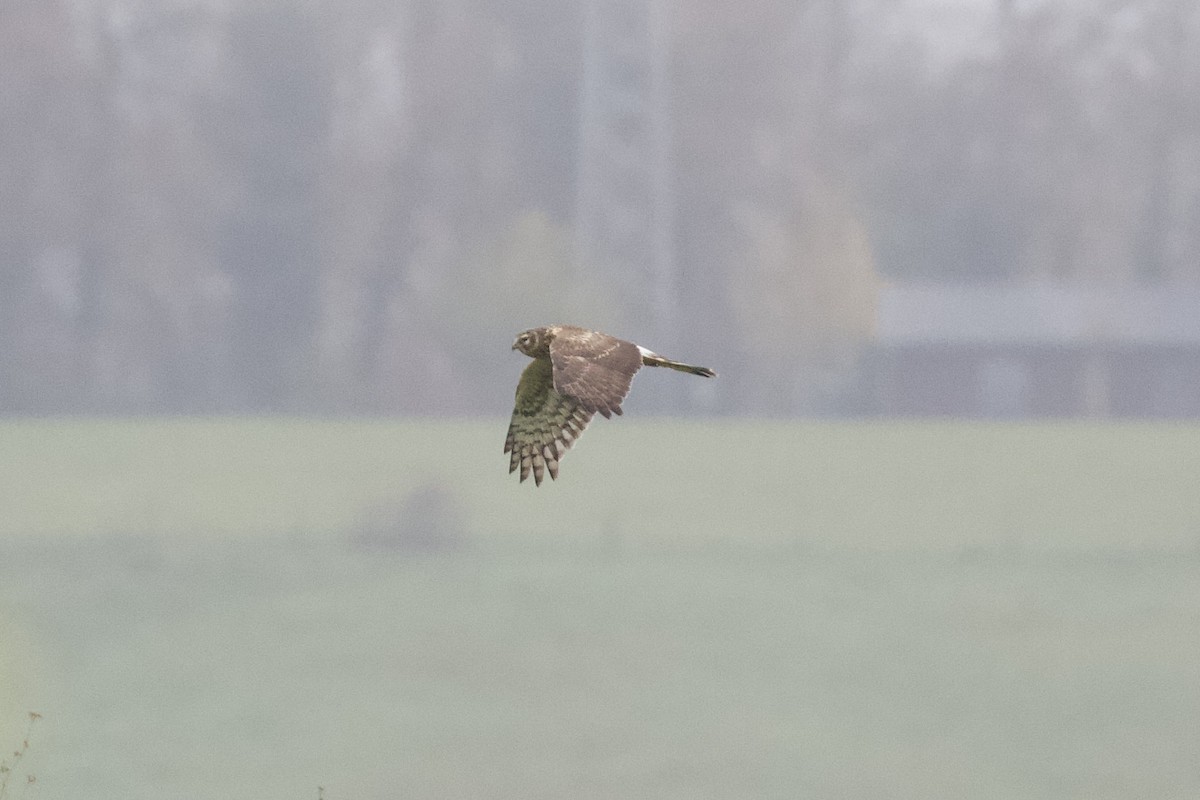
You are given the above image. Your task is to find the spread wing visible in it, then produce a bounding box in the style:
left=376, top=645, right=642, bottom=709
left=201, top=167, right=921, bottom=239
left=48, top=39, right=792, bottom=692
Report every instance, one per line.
left=504, top=357, right=595, bottom=486
left=549, top=330, right=643, bottom=418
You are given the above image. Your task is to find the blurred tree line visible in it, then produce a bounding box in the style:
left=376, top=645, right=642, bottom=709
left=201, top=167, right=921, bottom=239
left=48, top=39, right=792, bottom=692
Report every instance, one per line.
left=2, top=0, right=1197, bottom=414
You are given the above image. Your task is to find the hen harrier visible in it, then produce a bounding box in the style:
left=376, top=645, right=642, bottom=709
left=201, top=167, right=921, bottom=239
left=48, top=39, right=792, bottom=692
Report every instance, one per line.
left=504, top=325, right=716, bottom=485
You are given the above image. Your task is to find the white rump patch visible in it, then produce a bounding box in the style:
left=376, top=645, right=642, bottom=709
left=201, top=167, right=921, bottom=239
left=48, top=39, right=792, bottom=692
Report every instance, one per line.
left=637, top=345, right=656, bottom=358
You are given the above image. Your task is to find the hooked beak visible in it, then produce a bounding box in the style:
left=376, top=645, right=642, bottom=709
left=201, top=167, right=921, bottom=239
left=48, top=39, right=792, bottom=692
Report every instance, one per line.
left=511, top=340, right=520, bottom=351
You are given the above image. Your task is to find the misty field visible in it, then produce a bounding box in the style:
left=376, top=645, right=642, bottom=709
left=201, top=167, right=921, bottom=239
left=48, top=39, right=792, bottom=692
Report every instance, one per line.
left=1, top=419, right=1199, bottom=799
left=3, top=417, right=1200, bottom=548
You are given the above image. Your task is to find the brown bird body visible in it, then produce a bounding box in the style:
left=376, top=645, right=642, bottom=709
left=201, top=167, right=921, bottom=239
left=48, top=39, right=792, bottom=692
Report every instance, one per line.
left=504, top=325, right=716, bottom=485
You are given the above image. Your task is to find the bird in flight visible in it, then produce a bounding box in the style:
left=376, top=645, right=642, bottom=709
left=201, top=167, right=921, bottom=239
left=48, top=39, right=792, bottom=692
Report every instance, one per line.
left=504, top=325, right=716, bottom=485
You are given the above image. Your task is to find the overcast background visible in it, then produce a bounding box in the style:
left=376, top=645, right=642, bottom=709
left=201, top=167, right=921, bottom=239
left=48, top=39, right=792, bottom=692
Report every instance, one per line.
left=3, top=3, right=1200, bottom=799
left=4, top=0, right=1198, bottom=416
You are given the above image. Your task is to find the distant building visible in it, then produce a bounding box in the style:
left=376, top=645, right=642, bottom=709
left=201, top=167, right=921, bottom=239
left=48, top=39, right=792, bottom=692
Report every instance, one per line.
left=867, top=284, right=1200, bottom=418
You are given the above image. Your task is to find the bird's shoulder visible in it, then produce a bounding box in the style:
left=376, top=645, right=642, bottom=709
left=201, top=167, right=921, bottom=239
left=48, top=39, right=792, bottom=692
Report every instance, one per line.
left=549, top=326, right=633, bottom=358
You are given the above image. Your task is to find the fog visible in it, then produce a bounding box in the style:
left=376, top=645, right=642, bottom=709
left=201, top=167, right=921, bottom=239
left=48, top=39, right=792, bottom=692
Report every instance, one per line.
left=4, top=0, right=1198, bottom=415
left=2, top=1, right=1198, bottom=797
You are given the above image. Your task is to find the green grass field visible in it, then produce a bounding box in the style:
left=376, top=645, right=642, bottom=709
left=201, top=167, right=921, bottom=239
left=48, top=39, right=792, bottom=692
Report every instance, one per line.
left=2, top=418, right=1199, bottom=548
left=1, top=419, right=1198, bottom=799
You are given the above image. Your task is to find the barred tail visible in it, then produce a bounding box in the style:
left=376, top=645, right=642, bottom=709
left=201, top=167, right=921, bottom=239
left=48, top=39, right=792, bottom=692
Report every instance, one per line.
left=641, top=352, right=716, bottom=378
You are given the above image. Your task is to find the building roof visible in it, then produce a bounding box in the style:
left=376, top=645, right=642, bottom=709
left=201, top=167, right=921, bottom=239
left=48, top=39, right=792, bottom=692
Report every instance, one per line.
left=877, top=283, right=1200, bottom=345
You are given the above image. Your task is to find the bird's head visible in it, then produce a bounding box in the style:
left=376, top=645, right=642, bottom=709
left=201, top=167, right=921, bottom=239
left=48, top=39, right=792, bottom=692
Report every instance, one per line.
left=512, top=327, right=550, bottom=358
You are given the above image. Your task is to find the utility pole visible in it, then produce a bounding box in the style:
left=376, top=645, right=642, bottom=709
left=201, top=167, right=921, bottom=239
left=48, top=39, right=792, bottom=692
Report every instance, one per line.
left=576, top=0, right=679, bottom=402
